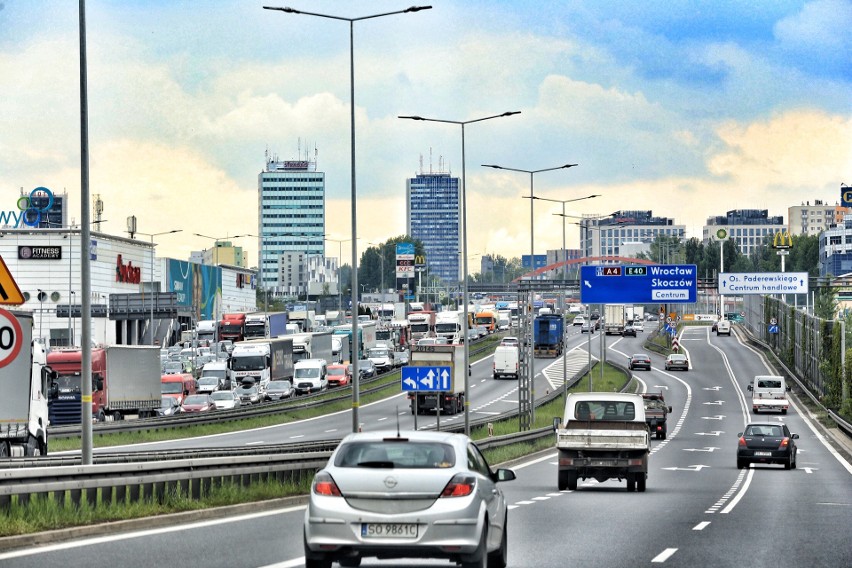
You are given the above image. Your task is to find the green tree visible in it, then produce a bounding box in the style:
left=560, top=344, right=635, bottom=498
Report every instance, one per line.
left=814, top=287, right=838, bottom=320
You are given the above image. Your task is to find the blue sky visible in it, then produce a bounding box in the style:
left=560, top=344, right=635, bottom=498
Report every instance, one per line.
left=1, top=0, right=850, bottom=262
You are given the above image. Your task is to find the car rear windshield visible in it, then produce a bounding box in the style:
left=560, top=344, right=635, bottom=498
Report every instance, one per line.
left=573, top=400, right=637, bottom=421
left=334, top=442, right=456, bottom=469
left=745, top=425, right=783, bottom=437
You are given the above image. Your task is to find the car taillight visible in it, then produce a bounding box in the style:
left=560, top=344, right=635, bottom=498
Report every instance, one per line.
left=312, top=472, right=342, bottom=497
left=779, top=437, right=789, bottom=448
left=738, top=436, right=747, bottom=447
left=440, top=474, right=476, bottom=498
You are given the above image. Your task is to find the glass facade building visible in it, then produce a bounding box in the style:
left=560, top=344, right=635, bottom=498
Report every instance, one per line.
left=406, top=172, right=461, bottom=282
left=257, top=157, right=325, bottom=292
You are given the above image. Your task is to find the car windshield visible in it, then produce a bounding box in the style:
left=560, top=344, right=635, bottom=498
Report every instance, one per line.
left=335, top=441, right=456, bottom=469
left=669, top=355, right=686, bottom=361
left=327, top=367, right=345, bottom=376
left=161, top=382, right=183, bottom=394
left=198, top=377, right=219, bottom=386
left=236, top=386, right=257, bottom=394
left=160, top=396, right=177, bottom=407
left=267, top=381, right=292, bottom=391
left=183, top=395, right=208, bottom=405
left=295, top=367, right=320, bottom=378
left=211, top=391, right=233, bottom=401
left=368, top=348, right=389, bottom=358
left=231, top=355, right=265, bottom=371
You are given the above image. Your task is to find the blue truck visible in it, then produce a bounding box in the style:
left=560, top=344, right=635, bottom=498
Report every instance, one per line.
left=534, top=314, right=564, bottom=358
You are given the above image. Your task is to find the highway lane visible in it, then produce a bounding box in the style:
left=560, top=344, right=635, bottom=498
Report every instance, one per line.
left=7, top=325, right=850, bottom=567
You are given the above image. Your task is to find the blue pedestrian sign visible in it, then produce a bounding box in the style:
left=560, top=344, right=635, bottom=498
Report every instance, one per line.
left=664, top=324, right=675, bottom=335
left=768, top=324, right=779, bottom=334
left=401, top=366, right=451, bottom=392
left=580, top=264, right=697, bottom=304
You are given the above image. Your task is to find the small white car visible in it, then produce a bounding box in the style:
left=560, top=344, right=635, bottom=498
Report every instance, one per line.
left=211, top=390, right=241, bottom=410
left=631, top=321, right=644, bottom=332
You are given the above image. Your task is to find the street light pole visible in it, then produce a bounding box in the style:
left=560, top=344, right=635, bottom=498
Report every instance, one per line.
left=400, top=110, right=521, bottom=435
left=138, top=229, right=182, bottom=345
left=267, top=4, right=431, bottom=434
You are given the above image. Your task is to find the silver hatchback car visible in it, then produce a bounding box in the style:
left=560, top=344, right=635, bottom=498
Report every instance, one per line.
left=304, top=431, right=516, bottom=568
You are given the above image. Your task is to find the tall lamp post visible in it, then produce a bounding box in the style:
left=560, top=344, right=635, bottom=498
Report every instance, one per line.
left=194, top=233, right=252, bottom=342
left=137, top=229, right=182, bottom=345
left=481, top=163, right=582, bottom=421
left=399, top=110, right=521, bottom=435
left=326, top=237, right=355, bottom=313
left=266, top=4, right=432, bottom=434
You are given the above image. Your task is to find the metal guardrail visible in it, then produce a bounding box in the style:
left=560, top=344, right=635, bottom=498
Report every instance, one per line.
left=737, top=326, right=852, bottom=438
left=48, top=336, right=503, bottom=440
left=0, top=346, right=633, bottom=513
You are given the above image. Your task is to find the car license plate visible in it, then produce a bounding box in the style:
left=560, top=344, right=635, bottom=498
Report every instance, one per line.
left=754, top=451, right=772, bottom=457
left=362, top=523, right=418, bottom=538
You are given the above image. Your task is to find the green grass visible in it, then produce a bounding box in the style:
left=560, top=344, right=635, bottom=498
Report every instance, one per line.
left=0, top=476, right=312, bottom=537
left=50, top=335, right=508, bottom=452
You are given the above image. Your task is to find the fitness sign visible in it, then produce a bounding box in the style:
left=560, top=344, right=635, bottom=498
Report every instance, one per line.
left=0, top=308, right=23, bottom=369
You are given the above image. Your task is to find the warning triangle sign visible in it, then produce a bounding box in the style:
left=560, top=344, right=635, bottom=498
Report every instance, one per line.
left=0, top=255, right=25, bottom=305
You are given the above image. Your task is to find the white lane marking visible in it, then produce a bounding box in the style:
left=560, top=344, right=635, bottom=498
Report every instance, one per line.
left=515, top=500, right=536, bottom=505
left=0, top=504, right=307, bottom=560
left=288, top=434, right=305, bottom=439
left=652, top=548, right=678, bottom=563
left=508, top=505, right=519, bottom=510
left=476, top=411, right=502, bottom=415
left=260, top=559, right=305, bottom=568
left=693, top=521, right=711, bottom=531
left=324, top=429, right=337, bottom=433
left=720, top=468, right=755, bottom=514
left=532, top=496, right=550, bottom=501
left=244, top=441, right=265, bottom=445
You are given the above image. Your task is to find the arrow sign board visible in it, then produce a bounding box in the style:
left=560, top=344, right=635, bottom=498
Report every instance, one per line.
left=401, top=366, right=451, bottom=392
left=718, top=272, right=808, bottom=295
left=580, top=264, right=697, bottom=304
left=0, top=256, right=25, bottom=305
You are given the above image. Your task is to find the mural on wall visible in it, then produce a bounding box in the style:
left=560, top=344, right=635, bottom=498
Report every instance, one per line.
left=167, top=260, right=221, bottom=321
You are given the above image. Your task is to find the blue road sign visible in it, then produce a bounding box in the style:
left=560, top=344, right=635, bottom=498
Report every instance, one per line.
left=768, top=324, right=779, bottom=334
left=580, top=264, right=697, bottom=304
left=664, top=324, right=675, bottom=335
left=396, top=242, right=415, bottom=255
left=401, top=366, right=451, bottom=392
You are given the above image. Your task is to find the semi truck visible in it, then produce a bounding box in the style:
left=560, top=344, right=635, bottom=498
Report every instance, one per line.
left=195, top=320, right=218, bottom=343
left=407, top=343, right=466, bottom=415
left=47, top=345, right=161, bottom=424
left=288, top=309, right=316, bottom=333
left=407, top=310, right=435, bottom=342
left=435, top=311, right=464, bottom=344
left=290, top=331, right=334, bottom=364
left=0, top=311, right=53, bottom=456
left=533, top=314, right=564, bottom=357
left=604, top=304, right=626, bottom=335
left=219, top=313, right=247, bottom=342
left=228, top=336, right=294, bottom=389
left=332, top=321, right=377, bottom=360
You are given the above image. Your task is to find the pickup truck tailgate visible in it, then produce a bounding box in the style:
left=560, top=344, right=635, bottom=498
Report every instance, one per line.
left=557, top=427, right=649, bottom=450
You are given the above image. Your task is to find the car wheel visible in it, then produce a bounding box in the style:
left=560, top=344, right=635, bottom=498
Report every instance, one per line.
left=784, top=454, right=793, bottom=470
left=339, top=558, right=362, bottom=567
left=487, top=515, right=508, bottom=568
left=460, top=525, right=487, bottom=568
left=304, top=532, right=331, bottom=568
left=626, top=475, right=636, bottom=492
left=737, top=459, right=747, bottom=469
left=637, top=475, right=646, bottom=492
left=781, top=409, right=787, bottom=415
left=792, top=450, right=797, bottom=469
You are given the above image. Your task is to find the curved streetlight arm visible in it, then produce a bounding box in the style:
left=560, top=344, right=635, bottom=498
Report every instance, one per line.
left=399, top=111, right=520, bottom=126
left=264, top=5, right=432, bottom=22
left=482, top=163, right=576, bottom=175
left=530, top=194, right=599, bottom=205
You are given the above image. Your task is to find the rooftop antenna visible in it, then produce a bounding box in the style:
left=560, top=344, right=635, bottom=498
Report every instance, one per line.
left=93, top=194, right=104, bottom=231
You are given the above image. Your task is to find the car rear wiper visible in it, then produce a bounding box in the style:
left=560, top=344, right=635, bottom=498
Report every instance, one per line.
left=357, top=461, right=395, bottom=468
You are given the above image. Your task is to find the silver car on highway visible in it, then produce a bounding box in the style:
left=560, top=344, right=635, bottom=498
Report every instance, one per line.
left=303, top=430, right=516, bottom=568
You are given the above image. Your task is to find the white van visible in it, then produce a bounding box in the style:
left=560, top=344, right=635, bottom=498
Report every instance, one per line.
left=748, top=375, right=790, bottom=414
left=716, top=320, right=731, bottom=336
left=493, top=344, right=520, bottom=380
left=294, top=359, right=328, bottom=394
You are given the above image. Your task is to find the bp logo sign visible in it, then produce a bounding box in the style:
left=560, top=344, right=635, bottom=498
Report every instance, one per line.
left=715, top=228, right=729, bottom=241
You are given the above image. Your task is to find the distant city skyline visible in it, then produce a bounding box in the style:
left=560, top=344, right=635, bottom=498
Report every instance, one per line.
left=2, top=1, right=848, bottom=263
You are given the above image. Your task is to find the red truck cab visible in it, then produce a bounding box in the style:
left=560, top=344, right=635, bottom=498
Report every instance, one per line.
left=219, top=313, right=247, bottom=342
left=46, top=348, right=109, bottom=424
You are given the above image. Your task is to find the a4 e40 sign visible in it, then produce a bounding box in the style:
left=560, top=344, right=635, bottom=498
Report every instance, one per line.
left=580, top=264, right=697, bottom=304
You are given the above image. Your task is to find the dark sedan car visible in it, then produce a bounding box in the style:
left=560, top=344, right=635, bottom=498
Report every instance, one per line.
left=628, top=354, right=652, bottom=371
left=623, top=325, right=636, bottom=337
left=737, top=422, right=798, bottom=469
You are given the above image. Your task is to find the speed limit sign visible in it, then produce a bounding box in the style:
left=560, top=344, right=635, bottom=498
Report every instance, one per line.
left=0, top=308, right=23, bottom=369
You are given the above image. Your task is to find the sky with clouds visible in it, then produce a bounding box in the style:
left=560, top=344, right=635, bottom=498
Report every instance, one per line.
left=2, top=0, right=850, bottom=265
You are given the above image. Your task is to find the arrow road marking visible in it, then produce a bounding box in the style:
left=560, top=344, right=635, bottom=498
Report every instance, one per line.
left=702, top=400, right=725, bottom=405
left=702, top=415, right=725, bottom=420
left=653, top=385, right=669, bottom=390
left=695, top=431, right=724, bottom=436
left=802, top=467, right=818, bottom=474
left=662, top=465, right=709, bottom=471
left=683, top=447, right=720, bottom=452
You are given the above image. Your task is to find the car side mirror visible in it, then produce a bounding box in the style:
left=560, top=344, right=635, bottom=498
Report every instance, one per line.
left=494, top=468, right=516, bottom=482
left=737, top=432, right=743, bottom=437
left=552, top=417, right=562, bottom=431
left=786, top=385, right=791, bottom=392
left=791, top=433, right=799, bottom=439
left=747, top=384, right=753, bottom=391
left=668, top=406, right=673, bottom=413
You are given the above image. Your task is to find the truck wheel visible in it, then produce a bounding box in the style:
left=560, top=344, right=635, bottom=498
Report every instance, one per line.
left=25, top=435, right=42, bottom=457
left=112, top=411, right=123, bottom=421
left=626, top=475, right=636, bottom=492
left=0, top=441, right=9, bottom=458
left=560, top=471, right=577, bottom=491
left=97, top=410, right=106, bottom=422
left=637, top=476, right=646, bottom=492
left=558, top=471, right=568, bottom=490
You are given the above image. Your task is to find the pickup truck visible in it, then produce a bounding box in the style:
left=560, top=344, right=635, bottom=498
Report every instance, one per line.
left=641, top=392, right=672, bottom=440
left=748, top=375, right=791, bottom=414
left=553, top=392, right=651, bottom=492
